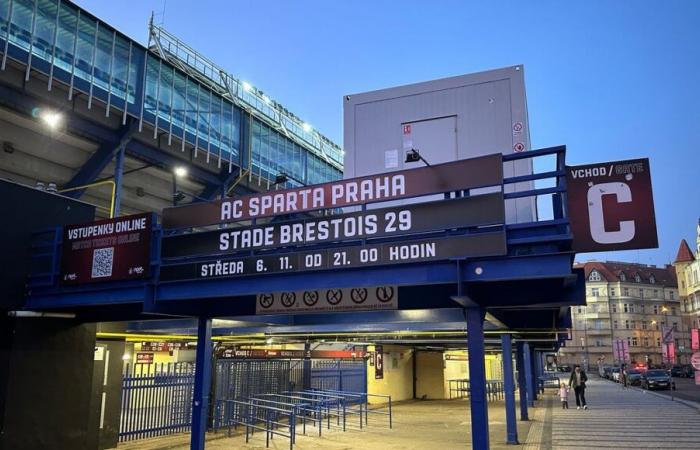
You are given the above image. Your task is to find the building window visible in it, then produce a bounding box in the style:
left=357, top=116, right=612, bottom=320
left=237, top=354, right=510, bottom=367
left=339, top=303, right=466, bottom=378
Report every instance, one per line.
left=624, top=304, right=629, bottom=313
left=670, top=291, right=675, bottom=300
left=643, top=337, right=649, bottom=347
left=639, top=289, right=644, bottom=298
left=625, top=320, right=630, bottom=329
left=653, top=305, right=658, bottom=314
left=632, top=320, right=637, bottom=329
left=591, top=288, right=600, bottom=297
left=611, top=288, right=616, bottom=297
left=612, top=304, right=617, bottom=313
left=596, top=340, right=603, bottom=347
left=589, top=270, right=601, bottom=282
left=614, top=320, right=618, bottom=329
left=635, top=273, right=641, bottom=283
left=630, top=304, right=635, bottom=313
left=642, top=321, right=647, bottom=330
left=656, top=337, right=661, bottom=347
left=577, top=307, right=582, bottom=314
left=627, top=337, right=632, bottom=346
left=673, top=322, right=678, bottom=330
left=632, top=337, right=638, bottom=346
left=641, top=304, right=646, bottom=314
left=620, top=273, right=626, bottom=281
left=653, top=289, right=658, bottom=298
left=672, top=307, right=676, bottom=315
left=650, top=275, right=656, bottom=284
left=623, top=287, right=630, bottom=296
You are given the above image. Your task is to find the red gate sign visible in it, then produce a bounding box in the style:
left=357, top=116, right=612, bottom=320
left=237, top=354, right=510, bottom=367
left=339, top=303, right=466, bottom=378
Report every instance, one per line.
left=136, top=352, right=154, bottom=364
left=60, top=213, right=152, bottom=284
left=566, top=158, right=658, bottom=252
left=375, top=345, right=384, bottom=380
left=692, top=329, right=699, bottom=351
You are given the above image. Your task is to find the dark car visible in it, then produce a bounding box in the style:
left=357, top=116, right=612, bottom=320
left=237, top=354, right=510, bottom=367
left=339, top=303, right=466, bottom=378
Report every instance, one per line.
left=671, top=366, right=685, bottom=377
left=603, top=366, right=613, bottom=379
left=558, top=364, right=571, bottom=373
left=626, top=369, right=643, bottom=386
left=679, top=365, right=695, bottom=378
left=641, top=369, right=673, bottom=390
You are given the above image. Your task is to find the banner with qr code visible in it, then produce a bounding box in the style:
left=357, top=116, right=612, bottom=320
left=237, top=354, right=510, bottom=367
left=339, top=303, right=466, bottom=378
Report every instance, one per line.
left=60, top=213, right=152, bottom=285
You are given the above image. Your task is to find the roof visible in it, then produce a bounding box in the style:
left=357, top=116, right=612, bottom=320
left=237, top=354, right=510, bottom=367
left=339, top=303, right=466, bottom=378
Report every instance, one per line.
left=674, top=239, right=695, bottom=264
left=574, top=261, right=677, bottom=287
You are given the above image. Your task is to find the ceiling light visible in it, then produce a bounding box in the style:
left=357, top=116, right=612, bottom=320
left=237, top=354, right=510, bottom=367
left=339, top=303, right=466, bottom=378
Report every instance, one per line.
left=174, top=166, right=188, bottom=177
left=41, top=111, right=62, bottom=129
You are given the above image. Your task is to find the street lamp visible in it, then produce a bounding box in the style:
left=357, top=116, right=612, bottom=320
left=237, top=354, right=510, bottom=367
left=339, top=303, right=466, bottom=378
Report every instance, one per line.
left=172, top=166, right=188, bottom=206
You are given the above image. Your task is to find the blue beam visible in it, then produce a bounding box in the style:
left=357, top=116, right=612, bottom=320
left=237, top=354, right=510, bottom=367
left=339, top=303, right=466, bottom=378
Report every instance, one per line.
left=197, top=166, right=240, bottom=202
left=156, top=254, right=576, bottom=301
left=191, top=317, right=212, bottom=450
left=501, top=334, right=518, bottom=444
left=64, top=121, right=137, bottom=198
left=516, top=342, right=529, bottom=420
left=465, top=305, right=489, bottom=450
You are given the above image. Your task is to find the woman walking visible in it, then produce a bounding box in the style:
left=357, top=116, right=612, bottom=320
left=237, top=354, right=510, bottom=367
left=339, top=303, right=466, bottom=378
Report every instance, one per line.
left=569, top=365, right=588, bottom=410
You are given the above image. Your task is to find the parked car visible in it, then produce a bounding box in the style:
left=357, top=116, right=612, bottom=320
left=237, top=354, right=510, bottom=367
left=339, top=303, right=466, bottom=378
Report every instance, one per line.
left=626, top=369, right=643, bottom=386
left=669, top=365, right=694, bottom=377
left=641, top=369, right=673, bottom=390
left=558, top=364, right=571, bottom=372
left=610, top=367, right=621, bottom=382
left=602, top=366, right=613, bottom=379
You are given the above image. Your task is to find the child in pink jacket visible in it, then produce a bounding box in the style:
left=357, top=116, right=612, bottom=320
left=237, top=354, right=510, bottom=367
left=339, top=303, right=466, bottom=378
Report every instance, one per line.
left=559, top=384, right=570, bottom=409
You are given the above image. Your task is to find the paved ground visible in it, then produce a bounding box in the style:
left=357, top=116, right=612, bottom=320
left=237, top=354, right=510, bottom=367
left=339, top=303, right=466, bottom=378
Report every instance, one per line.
left=527, top=375, right=700, bottom=449
left=115, top=398, right=532, bottom=449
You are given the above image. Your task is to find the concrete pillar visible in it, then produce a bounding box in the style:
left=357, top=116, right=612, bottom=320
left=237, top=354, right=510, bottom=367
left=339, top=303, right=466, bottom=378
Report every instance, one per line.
left=465, top=306, right=489, bottom=450
left=191, top=317, right=212, bottom=450
left=501, top=334, right=518, bottom=444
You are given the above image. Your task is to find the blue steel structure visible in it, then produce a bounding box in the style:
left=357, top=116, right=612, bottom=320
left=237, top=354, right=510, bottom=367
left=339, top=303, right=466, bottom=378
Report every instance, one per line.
left=22, top=146, right=584, bottom=450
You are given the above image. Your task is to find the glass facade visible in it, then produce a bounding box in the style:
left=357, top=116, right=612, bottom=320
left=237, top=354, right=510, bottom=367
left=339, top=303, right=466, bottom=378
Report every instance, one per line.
left=0, top=0, right=342, bottom=185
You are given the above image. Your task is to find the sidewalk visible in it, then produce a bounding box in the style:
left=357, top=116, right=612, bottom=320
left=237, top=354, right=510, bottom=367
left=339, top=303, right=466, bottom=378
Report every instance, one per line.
left=525, top=376, right=700, bottom=449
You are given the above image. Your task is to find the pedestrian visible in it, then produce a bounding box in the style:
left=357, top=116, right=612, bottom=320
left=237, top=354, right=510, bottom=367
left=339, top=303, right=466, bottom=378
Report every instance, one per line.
left=621, top=366, right=628, bottom=389
left=559, top=383, right=570, bottom=409
left=569, top=364, right=588, bottom=410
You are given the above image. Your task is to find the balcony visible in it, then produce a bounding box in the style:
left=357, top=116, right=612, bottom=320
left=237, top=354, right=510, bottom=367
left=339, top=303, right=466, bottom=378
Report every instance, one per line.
left=586, top=329, right=611, bottom=336
left=585, top=311, right=610, bottom=319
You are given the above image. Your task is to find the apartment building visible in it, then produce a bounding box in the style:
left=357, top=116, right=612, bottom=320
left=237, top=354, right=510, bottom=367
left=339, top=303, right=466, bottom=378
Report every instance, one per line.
left=673, top=220, right=700, bottom=339
left=559, top=261, right=686, bottom=367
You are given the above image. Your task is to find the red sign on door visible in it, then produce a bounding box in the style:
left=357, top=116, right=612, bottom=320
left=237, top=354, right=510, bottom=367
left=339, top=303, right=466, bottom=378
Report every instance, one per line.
left=375, top=345, right=384, bottom=379
left=566, top=158, right=658, bottom=252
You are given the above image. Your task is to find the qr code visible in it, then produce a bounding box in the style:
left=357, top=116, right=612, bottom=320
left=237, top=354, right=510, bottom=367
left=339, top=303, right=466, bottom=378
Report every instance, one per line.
left=91, top=247, right=114, bottom=278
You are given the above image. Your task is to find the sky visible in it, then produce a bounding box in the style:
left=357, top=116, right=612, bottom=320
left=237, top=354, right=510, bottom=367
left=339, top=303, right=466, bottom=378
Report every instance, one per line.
left=75, top=0, right=699, bottom=267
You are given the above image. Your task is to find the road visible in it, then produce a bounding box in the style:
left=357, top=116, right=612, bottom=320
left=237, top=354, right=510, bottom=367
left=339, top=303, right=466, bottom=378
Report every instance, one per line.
left=647, top=375, right=700, bottom=403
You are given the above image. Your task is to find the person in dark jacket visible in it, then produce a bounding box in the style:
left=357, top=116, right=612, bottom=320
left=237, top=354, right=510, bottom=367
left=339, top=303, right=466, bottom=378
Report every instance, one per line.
left=568, top=365, right=588, bottom=409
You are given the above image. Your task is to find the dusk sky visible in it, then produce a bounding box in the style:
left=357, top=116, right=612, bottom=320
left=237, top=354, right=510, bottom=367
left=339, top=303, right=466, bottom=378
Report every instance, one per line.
left=75, top=0, right=699, bottom=266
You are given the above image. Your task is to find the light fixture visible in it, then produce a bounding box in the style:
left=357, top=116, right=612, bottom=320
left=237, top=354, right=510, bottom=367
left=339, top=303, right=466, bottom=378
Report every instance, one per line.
left=122, top=354, right=131, bottom=361
left=174, top=166, right=188, bottom=177
left=302, top=123, right=312, bottom=133
left=41, top=111, right=62, bottom=129
left=274, top=173, right=288, bottom=185
left=266, top=338, right=274, bottom=345
left=242, top=81, right=252, bottom=92
left=662, top=306, right=668, bottom=312
left=405, top=148, right=431, bottom=166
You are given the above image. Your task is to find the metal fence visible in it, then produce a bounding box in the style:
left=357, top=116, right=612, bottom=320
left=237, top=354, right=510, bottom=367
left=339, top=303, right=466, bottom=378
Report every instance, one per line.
left=119, top=362, right=195, bottom=441
left=120, top=358, right=368, bottom=442
left=311, top=359, right=367, bottom=393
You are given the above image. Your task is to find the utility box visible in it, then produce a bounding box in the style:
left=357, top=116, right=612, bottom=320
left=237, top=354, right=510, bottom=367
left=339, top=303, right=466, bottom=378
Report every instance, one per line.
left=343, top=65, right=536, bottom=224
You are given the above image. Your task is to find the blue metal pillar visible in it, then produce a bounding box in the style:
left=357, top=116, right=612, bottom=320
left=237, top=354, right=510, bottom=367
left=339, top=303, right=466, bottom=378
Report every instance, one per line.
left=465, top=306, right=489, bottom=450
left=530, top=347, right=538, bottom=401
left=501, top=334, right=518, bottom=444
left=516, top=342, right=528, bottom=420
left=191, top=317, right=213, bottom=450
left=303, top=341, right=312, bottom=390
left=523, top=342, right=534, bottom=407
left=113, top=144, right=126, bottom=216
